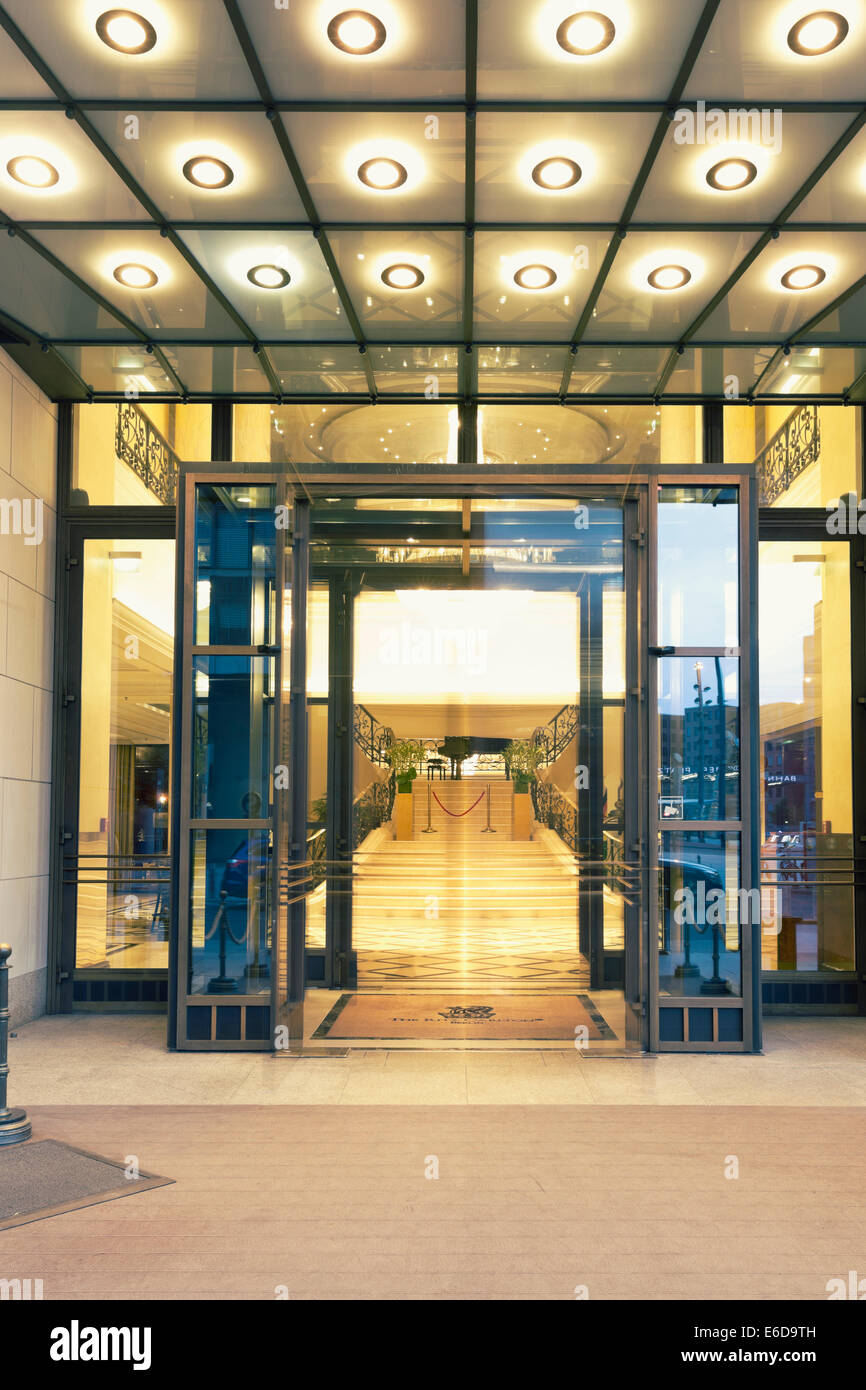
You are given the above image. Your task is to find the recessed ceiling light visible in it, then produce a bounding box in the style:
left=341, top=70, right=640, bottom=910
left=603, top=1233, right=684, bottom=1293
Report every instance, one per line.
left=95, top=8, right=157, bottom=54
left=183, top=156, right=234, bottom=189
left=556, top=10, right=616, bottom=55
left=787, top=10, right=849, bottom=55
left=247, top=264, right=291, bottom=289
left=780, top=264, right=826, bottom=290
left=706, top=157, right=758, bottom=191
left=381, top=263, right=425, bottom=289
left=514, top=264, right=557, bottom=290
left=113, top=262, right=158, bottom=289
left=531, top=156, right=582, bottom=190
left=6, top=155, right=60, bottom=188
left=647, top=264, right=691, bottom=291
left=358, top=157, right=408, bottom=190
left=327, top=9, right=387, bottom=54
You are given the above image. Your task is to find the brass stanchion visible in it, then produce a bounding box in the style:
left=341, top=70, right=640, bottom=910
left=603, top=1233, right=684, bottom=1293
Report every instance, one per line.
left=0, top=944, right=31, bottom=1146
left=422, top=778, right=437, bottom=833
left=481, top=782, right=496, bottom=833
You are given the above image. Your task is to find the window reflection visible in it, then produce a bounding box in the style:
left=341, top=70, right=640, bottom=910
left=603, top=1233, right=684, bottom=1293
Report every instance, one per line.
left=759, top=542, right=855, bottom=972
left=658, top=657, right=739, bottom=820
left=658, top=486, right=738, bottom=648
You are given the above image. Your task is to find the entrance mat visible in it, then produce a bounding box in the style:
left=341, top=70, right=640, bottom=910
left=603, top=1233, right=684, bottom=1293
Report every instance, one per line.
left=0, top=1139, right=174, bottom=1231
left=313, top=993, right=617, bottom=1041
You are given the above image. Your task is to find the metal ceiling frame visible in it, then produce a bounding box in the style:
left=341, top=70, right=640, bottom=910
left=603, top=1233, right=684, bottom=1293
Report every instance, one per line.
left=1, top=0, right=865, bottom=404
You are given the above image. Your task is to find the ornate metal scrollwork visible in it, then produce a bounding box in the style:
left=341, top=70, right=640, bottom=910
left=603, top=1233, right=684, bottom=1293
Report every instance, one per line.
left=353, top=776, right=396, bottom=850
left=115, top=401, right=179, bottom=505
left=757, top=404, right=820, bottom=505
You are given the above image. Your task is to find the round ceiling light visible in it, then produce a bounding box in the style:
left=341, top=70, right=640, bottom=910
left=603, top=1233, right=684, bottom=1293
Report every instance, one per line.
left=113, top=262, right=159, bottom=289
left=531, top=156, right=582, bottom=190
left=556, top=10, right=616, bottom=55
left=95, top=9, right=157, bottom=54
left=706, top=157, right=758, bottom=191
left=182, top=156, right=234, bottom=189
left=647, top=264, right=692, bottom=290
left=787, top=10, right=849, bottom=55
left=357, top=157, right=408, bottom=190
left=247, top=264, right=291, bottom=289
left=327, top=9, right=387, bottom=54
left=6, top=155, right=60, bottom=188
left=514, top=263, right=557, bottom=290
left=381, top=263, right=425, bottom=289
left=780, top=263, right=826, bottom=290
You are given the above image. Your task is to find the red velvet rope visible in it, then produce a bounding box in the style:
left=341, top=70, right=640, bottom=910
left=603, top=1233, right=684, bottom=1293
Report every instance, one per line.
left=432, top=790, right=486, bottom=817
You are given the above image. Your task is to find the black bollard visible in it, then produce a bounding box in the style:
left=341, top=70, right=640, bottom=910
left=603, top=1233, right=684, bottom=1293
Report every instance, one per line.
left=0, top=944, right=32, bottom=1146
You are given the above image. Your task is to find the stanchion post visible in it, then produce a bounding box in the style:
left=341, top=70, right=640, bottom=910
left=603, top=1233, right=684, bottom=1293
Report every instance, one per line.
left=481, top=782, right=496, bottom=833
left=0, top=944, right=32, bottom=1146
left=422, top=777, right=437, bottom=833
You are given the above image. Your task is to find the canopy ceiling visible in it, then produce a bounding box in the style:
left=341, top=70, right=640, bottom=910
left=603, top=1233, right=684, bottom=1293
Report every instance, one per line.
left=0, top=0, right=865, bottom=404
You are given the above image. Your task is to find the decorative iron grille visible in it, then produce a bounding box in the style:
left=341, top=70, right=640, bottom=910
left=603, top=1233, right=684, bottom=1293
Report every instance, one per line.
left=115, top=400, right=179, bottom=505
left=757, top=404, right=820, bottom=505
left=531, top=703, right=580, bottom=766
left=353, top=703, right=394, bottom=765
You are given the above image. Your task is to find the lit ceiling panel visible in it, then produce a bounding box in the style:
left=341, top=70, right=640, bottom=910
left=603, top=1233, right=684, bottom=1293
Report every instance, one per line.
left=685, top=0, right=866, bottom=102
left=475, top=112, right=652, bottom=224
left=237, top=0, right=466, bottom=101
left=0, top=0, right=863, bottom=402
left=477, top=0, right=709, bottom=101
left=0, top=0, right=259, bottom=100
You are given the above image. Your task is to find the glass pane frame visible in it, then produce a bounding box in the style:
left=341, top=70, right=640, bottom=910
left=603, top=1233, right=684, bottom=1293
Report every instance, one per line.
left=647, top=468, right=759, bottom=1052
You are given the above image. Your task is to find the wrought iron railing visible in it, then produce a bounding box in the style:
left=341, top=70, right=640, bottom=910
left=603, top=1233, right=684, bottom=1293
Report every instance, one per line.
left=353, top=703, right=395, bottom=766
left=756, top=404, right=820, bottom=505
left=115, top=400, right=180, bottom=505
left=532, top=779, right=578, bottom=852
left=531, top=703, right=580, bottom=767
left=353, top=776, right=396, bottom=850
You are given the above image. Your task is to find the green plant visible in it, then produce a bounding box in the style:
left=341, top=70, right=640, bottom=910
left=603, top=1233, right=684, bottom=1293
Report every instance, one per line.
left=504, top=738, right=544, bottom=791
left=386, top=738, right=424, bottom=791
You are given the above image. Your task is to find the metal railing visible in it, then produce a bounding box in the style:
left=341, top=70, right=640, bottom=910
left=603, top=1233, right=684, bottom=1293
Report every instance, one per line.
left=531, top=703, right=580, bottom=767
left=756, top=403, right=820, bottom=505
left=353, top=703, right=395, bottom=766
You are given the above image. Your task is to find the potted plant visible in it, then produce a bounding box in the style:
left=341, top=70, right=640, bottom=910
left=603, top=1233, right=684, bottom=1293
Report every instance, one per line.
left=386, top=739, right=424, bottom=794
left=504, top=738, right=543, bottom=794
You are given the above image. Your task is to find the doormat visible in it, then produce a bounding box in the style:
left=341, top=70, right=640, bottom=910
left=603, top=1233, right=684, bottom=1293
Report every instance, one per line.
left=0, top=1139, right=174, bottom=1231
left=313, top=993, right=616, bottom=1041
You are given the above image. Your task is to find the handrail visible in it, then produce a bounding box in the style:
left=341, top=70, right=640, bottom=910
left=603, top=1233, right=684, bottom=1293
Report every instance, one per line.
left=531, top=702, right=580, bottom=767
left=353, top=702, right=395, bottom=766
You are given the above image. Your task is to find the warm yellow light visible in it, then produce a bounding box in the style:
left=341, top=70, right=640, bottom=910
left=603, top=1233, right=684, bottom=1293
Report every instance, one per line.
left=706, top=157, right=757, bottom=191
left=532, top=156, right=581, bottom=190
left=647, top=264, right=691, bottom=291
left=514, top=263, right=557, bottom=290
left=96, top=9, right=157, bottom=54
left=781, top=263, right=826, bottom=290
left=787, top=11, right=848, bottom=54
left=247, top=263, right=291, bottom=289
left=183, top=156, right=234, bottom=189
left=113, top=262, right=158, bottom=289
left=6, top=155, right=59, bottom=188
left=358, top=157, right=407, bottom=190
left=556, top=10, right=616, bottom=55
left=328, top=9, right=387, bottom=54
left=382, top=263, right=424, bottom=289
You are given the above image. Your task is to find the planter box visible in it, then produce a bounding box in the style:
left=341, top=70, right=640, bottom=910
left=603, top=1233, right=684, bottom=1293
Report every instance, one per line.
left=512, top=789, right=531, bottom=841
left=394, top=790, right=414, bottom=840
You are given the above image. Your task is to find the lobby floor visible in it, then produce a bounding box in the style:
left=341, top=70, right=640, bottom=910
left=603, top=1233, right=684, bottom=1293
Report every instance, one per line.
left=3, top=1016, right=864, bottom=1301
left=6, top=1013, right=866, bottom=1106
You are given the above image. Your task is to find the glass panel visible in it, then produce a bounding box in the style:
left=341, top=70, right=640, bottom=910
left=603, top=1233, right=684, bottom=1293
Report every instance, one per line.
left=759, top=541, right=855, bottom=972
left=194, top=484, right=276, bottom=646
left=234, top=403, right=456, bottom=466
left=659, top=832, right=744, bottom=997
left=658, top=485, right=739, bottom=648
left=658, top=657, right=740, bottom=821
left=189, top=828, right=271, bottom=995
left=192, top=656, right=274, bottom=820
left=75, top=538, right=174, bottom=969
left=72, top=401, right=211, bottom=506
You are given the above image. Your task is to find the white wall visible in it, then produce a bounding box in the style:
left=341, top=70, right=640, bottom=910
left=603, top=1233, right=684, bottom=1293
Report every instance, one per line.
left=0, top=349, right=56, bottom=1026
